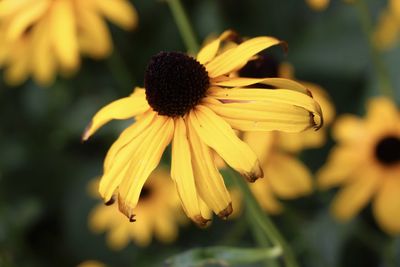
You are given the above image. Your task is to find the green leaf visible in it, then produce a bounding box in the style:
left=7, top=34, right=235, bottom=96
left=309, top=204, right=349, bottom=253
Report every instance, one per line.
left=164, top=246, right=282, bottom=267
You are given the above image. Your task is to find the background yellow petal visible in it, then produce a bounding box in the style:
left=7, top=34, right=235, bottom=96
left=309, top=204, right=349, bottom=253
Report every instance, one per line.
left=373, top=177, right=400, bottom=235
left=95, top=0, right=138, bottom=31
left=49, top=0, right=79, bottom=71
left=267, top=153, right=313, bottom=199
left=331, top=171, right=379, bottom=221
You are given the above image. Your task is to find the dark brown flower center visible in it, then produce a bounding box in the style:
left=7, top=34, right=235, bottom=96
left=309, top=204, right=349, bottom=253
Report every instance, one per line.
left=139, top=186, right=152, bottom=200
left=239, top=52, right=279, bottom=78
left=375, top=136, right=400, bottom=165
left=144, top=52, right=210, bottom=117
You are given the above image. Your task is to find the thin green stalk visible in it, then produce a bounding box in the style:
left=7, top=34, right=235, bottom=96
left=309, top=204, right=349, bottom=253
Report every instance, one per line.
left=166, top=0, right=199, bottom=54
left=355, top=0, right=394, bottom=98
left=232, top=170, right=300, bottom=267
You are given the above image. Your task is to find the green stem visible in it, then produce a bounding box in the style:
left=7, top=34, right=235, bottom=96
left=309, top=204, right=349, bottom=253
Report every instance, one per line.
left=355, top=0, right=394, bottom=98
left=166, top=0, right=200, bottom=54
left=232, top=170, right=300, bottom=267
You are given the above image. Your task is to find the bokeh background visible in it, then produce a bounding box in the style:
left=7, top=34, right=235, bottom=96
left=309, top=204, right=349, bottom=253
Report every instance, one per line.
left=1, top=0, right=400, bottom=266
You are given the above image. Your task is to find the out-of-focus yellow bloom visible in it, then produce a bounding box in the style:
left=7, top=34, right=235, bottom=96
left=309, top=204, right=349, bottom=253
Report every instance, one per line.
left=306, top=0, right=330, bottom=11
left=318, top=97, right=400, bottom=235
left=77, top=260, right=106, bottom=267
left=0, top=0, right=137, bottom=86
left=278, top=62, right=335, bottom=152
left=374, top=0, right=400, bottom=50
left=88, top=169, right=185, bottom=249
left=244, top=131, right=313, bottom=214
left=83, top=30, right=323, bottom=226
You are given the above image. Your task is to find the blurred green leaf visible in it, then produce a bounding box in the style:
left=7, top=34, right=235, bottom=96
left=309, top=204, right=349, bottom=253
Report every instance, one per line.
left=164, top=246, right=282, bottom=267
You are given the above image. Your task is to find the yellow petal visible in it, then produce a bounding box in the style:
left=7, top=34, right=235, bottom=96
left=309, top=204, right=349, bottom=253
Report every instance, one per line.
left=333, top=115, right=366, bottom=143
left=76, top=7, right=112, bottom=58
left=187, top=119, right=232, bottom=218
left=266, top=153, right=313, bottom=199
left=0, top=0, right=37, bottom=17
left=243, top=131, right=275, bottom=164
left=331, top=169, right=379, bottom=221
left=208, top=87, right=323, bottom=130
left=4, top=39, right=30, bottom=86
left=189, top=105, right=263, bottom=182
left=171, top=117, right=207, bottom=225
left=118, top=116, right=174, bottom=219
left=5, top=0, right=50, bottom=41
left=366, top=97, right=399, bottom=132
left=212, top=77, right=310, bottom=95
left=82, top=89, right=148, bottom=141
left=317, top=146, right=363, bottom=189
left=373, top=177, right=400, bottom=235
left=95, top=0, right=138, bottom=30
left=103, top=110, right=156, bottom=172
left=206, top=36, right=282, bottom=78
left=31, top=16, right=56, bottom=86
left=49, top=0, right=79, bottom=71
left=204, top=96, right=317, bottom=133
left=250, top=178, right=283, bottom=214
left=197, top=30, right=236, bottom=65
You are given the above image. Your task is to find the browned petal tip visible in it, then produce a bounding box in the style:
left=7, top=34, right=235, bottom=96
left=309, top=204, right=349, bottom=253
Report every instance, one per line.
left=193, top=215, right=211, bottom=227
left=118, top=195, right=135, bottom=222
left=242, top=163, right=264, bottom=183
left=280, top=41, right=289, bottom=53
left=310, top=111, right=323, bottom=131
left=104, top=195, right=116, bottom=206
left=218, top=203, right=233, bottom=220
left=81, top=121, right=93, bottom=142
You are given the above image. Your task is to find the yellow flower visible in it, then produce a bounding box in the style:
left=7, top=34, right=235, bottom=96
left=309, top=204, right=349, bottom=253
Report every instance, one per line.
left=0, top=0, right=137, bottom=86
left=318, top=97, right=400, bottom=235
left=77, top=261, right=106, bottom=267
left=244, top=132, right=313, bottom=214
left=83, top=30, right=323, bottom=225
left=88, top=169, right=185, bottom=249
left=373, top=0, right=400, bottom=50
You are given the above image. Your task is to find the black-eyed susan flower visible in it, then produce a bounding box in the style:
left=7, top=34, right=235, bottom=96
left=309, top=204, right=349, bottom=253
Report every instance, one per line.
left=373, top=0, right=400, bottom=50
left=244, top=131, right=313, bottom=214
left=0, top=0, right=137, bottom=86
left=318, top=97, right=400, bottom=235
left=88, top=169, right=185, bottom=249
left=83, top=31, right=323, bottom=225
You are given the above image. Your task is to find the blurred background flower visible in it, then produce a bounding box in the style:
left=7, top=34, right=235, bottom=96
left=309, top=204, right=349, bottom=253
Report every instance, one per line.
left=88, top=168, right=186, bottom=249
left=0, top=0, right=137, bottom=86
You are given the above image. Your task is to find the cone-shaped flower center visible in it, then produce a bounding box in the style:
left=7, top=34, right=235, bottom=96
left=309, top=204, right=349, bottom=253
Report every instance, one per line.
left=139, top=185, right=152, bottom=201
left=144, top=52, right=210, bottom=117
left=375, top=136, right=400, bottom=165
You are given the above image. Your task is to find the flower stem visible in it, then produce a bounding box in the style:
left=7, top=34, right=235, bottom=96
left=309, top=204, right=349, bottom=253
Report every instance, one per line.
left=232, top=170, right=300, bottom=267
left=166, top=0, right=200, bottom=54
left=354, top=0, right=394, bottom=98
